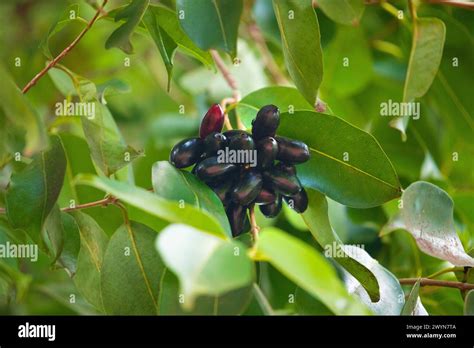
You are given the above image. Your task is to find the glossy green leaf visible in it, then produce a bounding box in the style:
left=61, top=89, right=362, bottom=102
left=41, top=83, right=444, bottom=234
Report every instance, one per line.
left=101, top=221, right=164, bottom=315
left=255, top=227, right=370, bottom=315
left=143, top=8, right=177, bottom=89
left=295, top=286, right=333, bottom=315
left=341, top=245, right=405, bottom=315
left=159, top=269, right=253, bottom=315
left=6, top=135, right=66, bottom=240
left=71, top=211, right=109, bottom=311
left=75, top=174, right=227, bottom=237
left=465, top=290, right=474, bottom=315
left=237, top=87, right=313, bottom=128
left=278, top=111, right=401, bottom=208
left=321, top=26, right=372, bottom=97
left=273, top=0, right=323, bottom=105
left=48, top=67, right=97, bottom=101
left=399, top=181, right=474, bottom=266
left=105, top=0, right=150, bottom=54
left=302, top=188, right=380, bottom=302
left=156, top=224, right=254, bottom=309
left=392, top=18, right=446, bottom=136
left=0, top=64, right=47, bottom=155
left=401, top=278, right=421, bottom=315
left=82, top=102, right=142, bottom=177
left=44, top=206, right=81, bottom=275
left=152, top=161, right=231, bottom=237
left=176, top=0, right=243, bottom=57
left=317, top=0, right=365, bottom=25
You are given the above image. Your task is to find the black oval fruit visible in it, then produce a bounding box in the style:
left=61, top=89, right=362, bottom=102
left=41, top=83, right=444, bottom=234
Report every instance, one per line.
left=226, top=203, right=249, bottom=237
left=275, top=136, right=310, bottom=164
left=204, top=132, right=227, bottom=156
left=211, top=179, right=234, bottom=205
left=228, top=132, right=255, bottom=151
left=259, top=195, right=282, bottom=218
left=231, top=170, right=262, bottom=205
left=284, top=187, right=308, bottom=213
left=169, top=137, right=204, bottom=168
left=252, top=105, right=280, bottom=140
left=275, top=161, right=296, bottom=176
left=263, top=168, right=302, bottom=196
left=257, top=137, right=278, bottom=169
left=195, top=157, right=238, bottom=182
left=199, top=104, right=224, bottom=139
left=255, top=188, right=276, bottom=205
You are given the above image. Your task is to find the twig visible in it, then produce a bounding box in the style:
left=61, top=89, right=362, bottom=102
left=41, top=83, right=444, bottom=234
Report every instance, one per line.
left=249, top=204, right=260, bottom=242
left=210, top=49, right=241, bottom=101
left=247, top=22, right=287, bottom=85
left=422, top=0, right=474, bottom=10
left=399, top=278, right=474, bottom=291
left=61, top=195, right=118, bottom=212
left=21, top=0, right=108, bottom=94
left=220, top=97, right=235, bottom=131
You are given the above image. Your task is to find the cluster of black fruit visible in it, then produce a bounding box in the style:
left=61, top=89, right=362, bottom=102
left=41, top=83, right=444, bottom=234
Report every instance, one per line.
left=169, top=104, right=310, bottom=237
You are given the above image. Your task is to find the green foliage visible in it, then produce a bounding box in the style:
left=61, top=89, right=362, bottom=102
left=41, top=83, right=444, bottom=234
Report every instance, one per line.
left=0, top=0, right=472, bottom=317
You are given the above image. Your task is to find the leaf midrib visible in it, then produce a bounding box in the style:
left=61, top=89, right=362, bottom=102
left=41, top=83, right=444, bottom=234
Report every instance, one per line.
left=309, top=146, right=399, bottom=191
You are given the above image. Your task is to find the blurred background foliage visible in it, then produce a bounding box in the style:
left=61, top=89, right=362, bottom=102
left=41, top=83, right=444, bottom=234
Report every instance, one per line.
left=0, top=0, right=472, bottom=315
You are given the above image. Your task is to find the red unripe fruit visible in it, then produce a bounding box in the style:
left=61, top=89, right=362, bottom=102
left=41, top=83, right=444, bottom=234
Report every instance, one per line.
left=199, top=104, right=225, bottom=139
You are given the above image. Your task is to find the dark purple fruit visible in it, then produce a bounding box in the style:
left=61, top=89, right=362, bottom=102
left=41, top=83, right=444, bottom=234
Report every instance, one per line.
left=259, top=195, right=282, bottom=218
left=211, top=179, right=234, bottom=205
left=257, top=137, right=278, bottom=169
left=223, top=130, right=247, bottom=138
left=255, top=188, right=276, bottom=205
left=231, top=170, right=262, bottom=205
left=204, top=132, right=227, bottom=156
left=228, top=132, right=255, bottom=151
left=251, top=105, right=280, bottom=140
left=275, top=161, right=296, bottom=176
left=195, top=157, right=238, bottom=182
left=275, top=136, right=310, bottom=164
left=199, top=104, right=225, bottom=139
left=263, top=168, right=302, bottom=196
left=169, top=137, right=204, bottom=168
left=284, top=188, right=308, bottom=213
left=226, top=203, right=249, bottom=237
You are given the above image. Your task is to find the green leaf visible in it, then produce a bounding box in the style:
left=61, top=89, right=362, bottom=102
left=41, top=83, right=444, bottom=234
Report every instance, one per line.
left=82, top=102, right=142, bottom=176
left=75, top=174, right=227, bottom=237
left=176, top=0, right=243, bottom=57
left=152, top=161, right=231, bottom=237
left=105, top=0, right=150, bottom=54
left=44, top=206, right=81, bottom=275
left=0, top=64, right=47, bottom=155
left=101, top=221, right=164, bottom=315
left=237, top=87, right=313, bottom=128
left=48, top=67, right=97, bottom=101
left=143, top=8, right=177, bottom=90
left=273, top=0, right=323, bottom=105
left=158, top=268, right=253, bottom=315
left=295, top=286, right=333, bottom=315
left=341, top=245, right=405, bottom=315
left=392, top=18, right=446, bottom=136
left=278, top=111, right=401, bottom=208
left=302, top=188, right=380, bottom=302
left=254, top=227, right=370, bottom=315
left=71, top=211, right=109, bottom=311
left=156, top=223, right=254, bottom=309
left=401, top=278, right=421, bottom=315
left=399, top=181, right=474, bottom=266
left=321, top=26, right=372, bottom=97
left=465, top=290, right=474, bottom=316
left=6, top=135, right=66, bottom=241
left=316, top=0, right=365, bottom=25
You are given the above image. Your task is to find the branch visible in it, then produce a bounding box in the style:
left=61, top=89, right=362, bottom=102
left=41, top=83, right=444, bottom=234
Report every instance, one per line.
left=210, top=49, right=241, bottom=101
left=61, top=195, right=118, bottom=212
left=399, top=278, right=474, bottom=291
left=21, top=0, right=108, bottom=94
left=247, top=22, right=287, bottom=85
left=249, top=204, right=260, bottom=242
